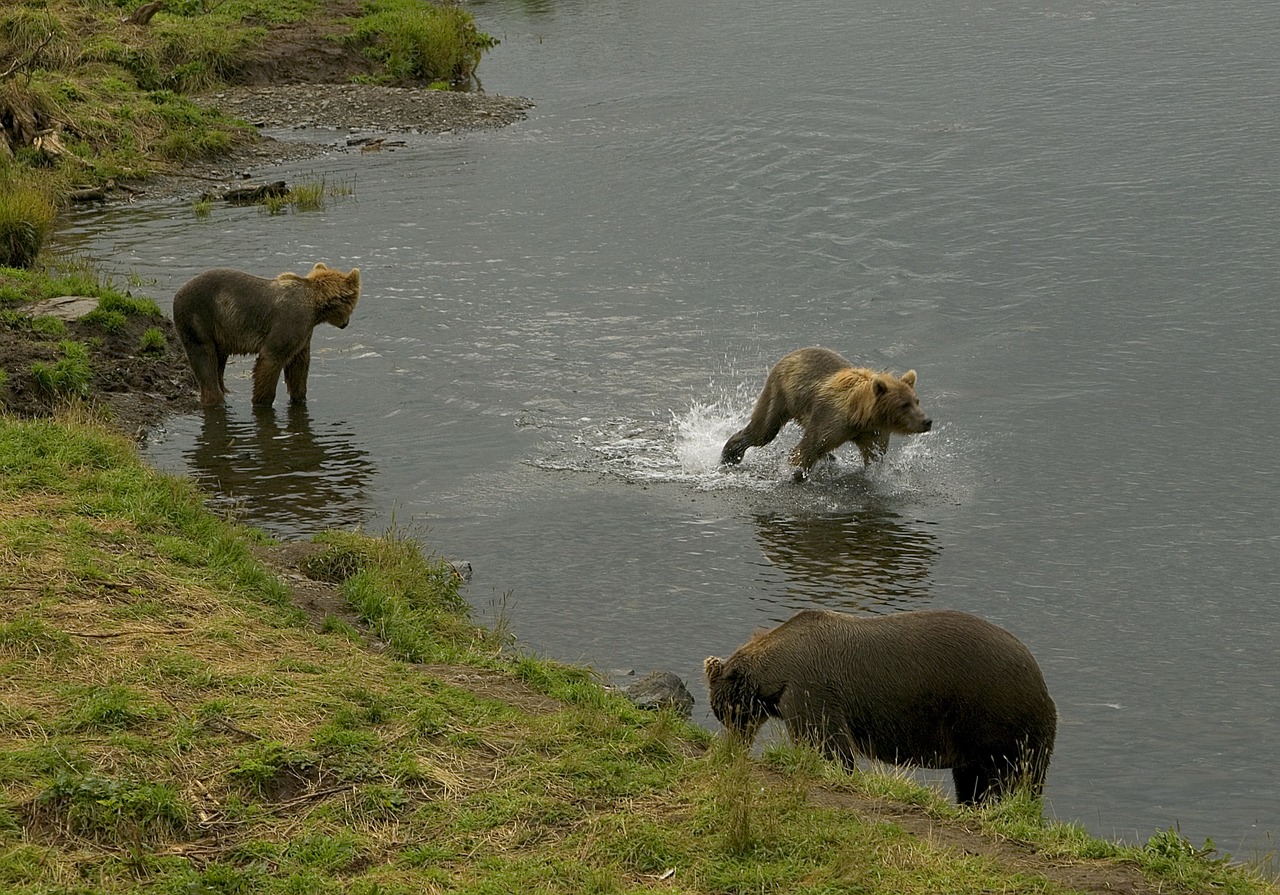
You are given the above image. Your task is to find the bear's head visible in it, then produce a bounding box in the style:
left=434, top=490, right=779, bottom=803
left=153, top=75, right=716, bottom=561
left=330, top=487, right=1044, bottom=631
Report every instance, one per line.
left=871, top=370, right=932, bottom=435
left=704, top=655, right=772, bottom=743
left=303, top=263, right=362, bottom=329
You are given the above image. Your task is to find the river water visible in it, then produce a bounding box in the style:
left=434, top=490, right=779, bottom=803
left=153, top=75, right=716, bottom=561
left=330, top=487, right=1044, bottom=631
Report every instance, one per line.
left=60, top=0, right=1279, bottom=865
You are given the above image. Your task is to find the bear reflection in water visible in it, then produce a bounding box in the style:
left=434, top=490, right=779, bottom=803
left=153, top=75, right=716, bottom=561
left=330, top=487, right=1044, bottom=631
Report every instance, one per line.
left=187, top=404, right=374, bottom=536
left=705, top=608, right=1056, bottom=805
left=751, top=510, right=938, bottom=612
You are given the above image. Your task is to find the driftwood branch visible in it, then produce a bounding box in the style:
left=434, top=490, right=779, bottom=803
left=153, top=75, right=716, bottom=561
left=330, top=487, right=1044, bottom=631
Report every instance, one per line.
left=222, top=180, right=288, bottom=204
left=125, top=1, right=166, bottom=26
left=0, top=30, right=57, bottom=80
left=68, top=187, right=108, bottom=203
left=65, top=626, right=190, bottom=638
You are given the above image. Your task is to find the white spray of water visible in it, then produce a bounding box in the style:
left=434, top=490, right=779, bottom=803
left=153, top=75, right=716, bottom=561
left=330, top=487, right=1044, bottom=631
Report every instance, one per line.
left=535, top=379, right=972, bottom=506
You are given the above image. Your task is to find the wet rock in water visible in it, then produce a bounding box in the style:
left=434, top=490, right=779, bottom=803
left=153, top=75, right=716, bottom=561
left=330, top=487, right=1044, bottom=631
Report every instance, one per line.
left=621, top=670, right=694, bottom=717
left=220, top=180, right=288, bottom=204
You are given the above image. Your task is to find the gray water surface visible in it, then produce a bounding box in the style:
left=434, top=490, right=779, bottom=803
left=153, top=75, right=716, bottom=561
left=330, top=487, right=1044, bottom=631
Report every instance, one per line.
left=61, top=0, right=1279, bottom=863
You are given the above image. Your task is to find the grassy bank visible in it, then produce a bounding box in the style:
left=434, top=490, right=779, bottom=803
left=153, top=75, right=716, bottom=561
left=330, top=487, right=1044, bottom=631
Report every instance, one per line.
left=0, top=261, right=196, bottom=428
left=0, top=0, right=498, bottom=266
left=0, top=411, right=1275, bottom=894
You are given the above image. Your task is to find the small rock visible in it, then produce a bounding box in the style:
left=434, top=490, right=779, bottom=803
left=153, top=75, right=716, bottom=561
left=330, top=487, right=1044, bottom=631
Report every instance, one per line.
left=621, top=670, right=694, bottom=717
left=21, top=296, right=101, bottom=321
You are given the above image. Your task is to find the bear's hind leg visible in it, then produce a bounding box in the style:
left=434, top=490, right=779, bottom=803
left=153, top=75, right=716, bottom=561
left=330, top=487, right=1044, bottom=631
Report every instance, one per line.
left=953, top=760, right=1017, bottom=806
left=951, top=764, right=995, bottom=806
left=184, top=342, right=225, bottom=406
left=721, top=388, right=789, bottom=465
left=216, top=350, right=231, bottom=396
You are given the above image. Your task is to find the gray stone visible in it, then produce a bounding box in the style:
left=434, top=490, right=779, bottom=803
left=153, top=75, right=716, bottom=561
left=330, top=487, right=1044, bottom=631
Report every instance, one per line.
left=622, top=670, right=694, bottom=717
left=21, top=296, right=101, bottom=321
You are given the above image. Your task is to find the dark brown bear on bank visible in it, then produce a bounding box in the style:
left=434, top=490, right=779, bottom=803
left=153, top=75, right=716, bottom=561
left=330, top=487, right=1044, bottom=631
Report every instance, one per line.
left=721, top=346, right=931, bottom=475
left=173, top=263, right=361, bottom=407
left=704, top=609, right=1057, bottom=805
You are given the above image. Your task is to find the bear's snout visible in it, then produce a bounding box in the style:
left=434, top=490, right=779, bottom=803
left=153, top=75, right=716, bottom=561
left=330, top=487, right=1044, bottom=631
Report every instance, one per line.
left=922, top=418, right=933, bottom=432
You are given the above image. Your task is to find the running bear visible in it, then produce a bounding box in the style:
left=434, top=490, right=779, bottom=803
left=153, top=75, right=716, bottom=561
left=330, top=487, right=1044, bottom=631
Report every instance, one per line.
left=173, top=263, right=362, bottom=406
left=720, top=346, right=931, bottom=474
left=704, top=609, right=1057, bottom=805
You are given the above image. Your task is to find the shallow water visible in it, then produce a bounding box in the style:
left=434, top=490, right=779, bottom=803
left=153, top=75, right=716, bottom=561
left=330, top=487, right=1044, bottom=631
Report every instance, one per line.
left=60, top=0, right=1280, bottom=862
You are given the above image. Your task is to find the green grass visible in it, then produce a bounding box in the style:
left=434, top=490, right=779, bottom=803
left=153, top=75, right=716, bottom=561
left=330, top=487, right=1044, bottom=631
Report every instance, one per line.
left=29, top=315, right=66, bottom=338
left=348, top=0, right=499, bottom=85
left=0, top=260, right=163, bottom=316
left=138, top=326, right=166, bottom=354
left=78, top=292, right=159, bottom=335
left=255, top=175, right=355, bottom=215
left=0, top=412, right=1275, bottom=895
left=30, top=340, right=92, bottom=398
left=0, top=164, right=57, bottom=270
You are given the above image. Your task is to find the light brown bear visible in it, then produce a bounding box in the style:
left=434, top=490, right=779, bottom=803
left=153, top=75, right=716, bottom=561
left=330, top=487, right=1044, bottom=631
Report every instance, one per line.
left=720, top=346, right=931, bottom=475
left=704, top=609, right=1057, bottom=805
left=173, top=263, right=361, bottom=407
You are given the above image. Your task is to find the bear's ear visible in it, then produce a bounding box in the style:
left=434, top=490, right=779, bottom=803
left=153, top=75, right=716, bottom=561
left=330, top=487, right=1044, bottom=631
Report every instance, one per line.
left=901, top=369, right=917, bottom=387
left=346, top=268, right=361, bottom=290
left=703, top=656, right=725, bottom=682
left=873, top=375, right=890, bottom=396
left=311, top=262, right=330, bottom=272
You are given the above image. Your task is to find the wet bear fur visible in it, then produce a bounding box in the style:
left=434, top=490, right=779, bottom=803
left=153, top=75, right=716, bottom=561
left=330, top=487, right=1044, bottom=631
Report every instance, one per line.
left=173, top=263, right=361, bottom=406
left=704, top=608, right=1057, bottom=805
left=721, top=346, right=932, bottom=474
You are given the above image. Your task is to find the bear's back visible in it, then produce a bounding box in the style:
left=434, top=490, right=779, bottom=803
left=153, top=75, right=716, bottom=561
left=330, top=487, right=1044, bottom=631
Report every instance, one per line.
left=751, top=609, right=1050, bottom=706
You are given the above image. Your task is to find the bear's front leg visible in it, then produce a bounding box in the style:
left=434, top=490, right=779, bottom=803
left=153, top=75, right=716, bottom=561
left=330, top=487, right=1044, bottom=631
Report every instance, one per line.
left=854, top=432, right=890, bottom=466
left=790, top=417, right=843, bottom=474
left=216, top=349, right=231, bottom=397
left=284, top=345, right=311, bottom=404
left=251, top=353, right=286, bottom=406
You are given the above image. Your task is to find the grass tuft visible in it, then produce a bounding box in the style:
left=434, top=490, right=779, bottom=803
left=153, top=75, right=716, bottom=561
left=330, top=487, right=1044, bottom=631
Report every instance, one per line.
left=29, top=315, right=66, bottom=338
left=30, top=340, right=92, bottom=399
left=138, top=325, right=166, bottom=353
left=0, top=165, right=57, bottom=269
left=348, top=0, right=498, bottom=86
left=35, top=773, right=188, bottom=842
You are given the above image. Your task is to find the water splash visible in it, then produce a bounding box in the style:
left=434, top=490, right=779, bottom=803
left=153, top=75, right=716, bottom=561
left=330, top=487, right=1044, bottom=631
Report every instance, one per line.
left=533, top=381, right=971, bottom=508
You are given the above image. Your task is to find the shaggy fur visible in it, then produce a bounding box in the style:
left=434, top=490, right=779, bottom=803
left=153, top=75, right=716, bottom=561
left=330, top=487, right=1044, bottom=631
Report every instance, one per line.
left=721, top=346, right=931, bottom=474
left=173, top=263, right=361, bottom=406
left=704, top=609, right=1057, bottom=805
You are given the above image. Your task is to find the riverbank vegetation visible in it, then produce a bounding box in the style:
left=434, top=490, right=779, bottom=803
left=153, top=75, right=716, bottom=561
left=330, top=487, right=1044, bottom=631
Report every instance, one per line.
left=0, top=262, right=195, bottom=427
left=0, top=411, right=1276, bottom=894
left=0, top=0, right=498, bottom=266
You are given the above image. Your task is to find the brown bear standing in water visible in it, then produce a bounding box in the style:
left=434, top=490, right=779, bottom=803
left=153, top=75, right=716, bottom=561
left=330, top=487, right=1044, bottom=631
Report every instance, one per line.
left=704, top=609, right=1057, bottom=805
left=173, top=263, right=361, bottom=407
left=721, top=346, right=931, bottom=475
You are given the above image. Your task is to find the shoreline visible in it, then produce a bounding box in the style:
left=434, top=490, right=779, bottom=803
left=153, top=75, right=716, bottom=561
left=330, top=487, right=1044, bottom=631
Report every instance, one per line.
left=111, top=86, right=534, bottom=206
